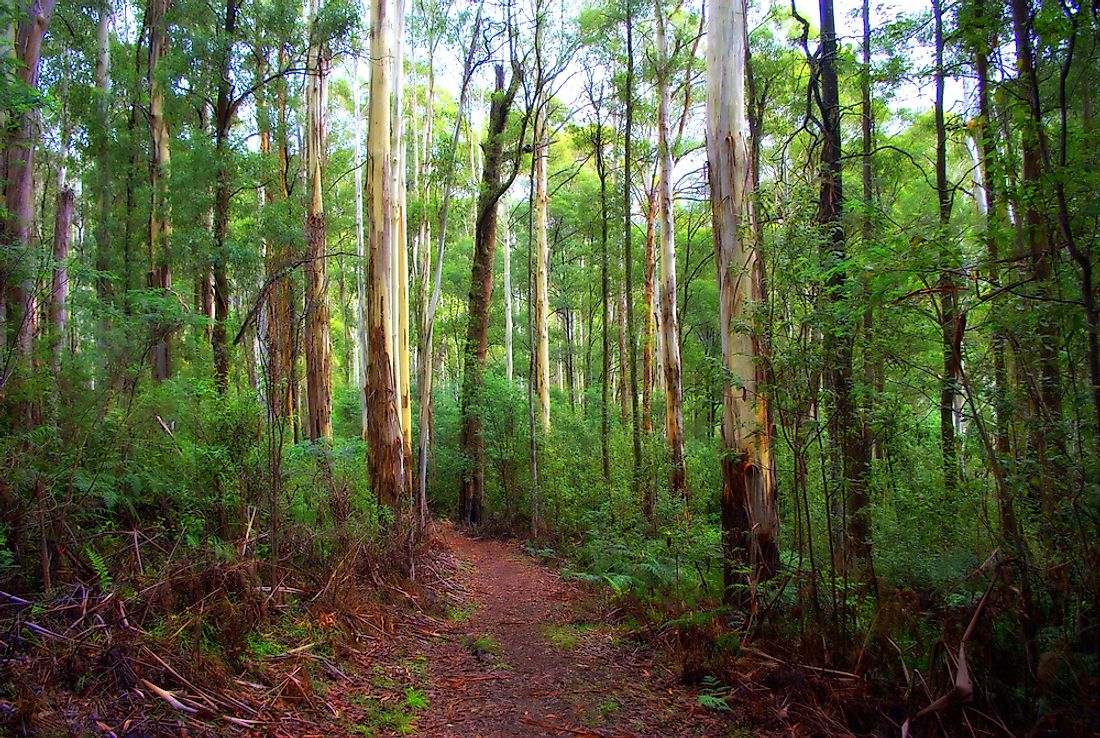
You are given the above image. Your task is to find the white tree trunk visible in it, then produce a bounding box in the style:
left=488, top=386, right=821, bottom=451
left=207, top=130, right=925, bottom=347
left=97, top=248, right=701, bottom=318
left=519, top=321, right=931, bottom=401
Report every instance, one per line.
left=534, top=106, right=551, bottom=431
left=390, top=0, right=411, bottom=450
left=354, top=58, right=369, bottom=437
left=502, top=191, right=513, bottom=383
left=707, top=0, right=778, bottom=575
left=367, top=0, right=405, bottom=508
left=656, top=0, right=686, bottom=497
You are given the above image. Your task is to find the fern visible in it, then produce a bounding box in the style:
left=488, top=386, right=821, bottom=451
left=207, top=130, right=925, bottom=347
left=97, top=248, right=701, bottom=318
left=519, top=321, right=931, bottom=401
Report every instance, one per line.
left=697, top=693, right=731, bottom=711
left=85, top=546, right=113, bottom=591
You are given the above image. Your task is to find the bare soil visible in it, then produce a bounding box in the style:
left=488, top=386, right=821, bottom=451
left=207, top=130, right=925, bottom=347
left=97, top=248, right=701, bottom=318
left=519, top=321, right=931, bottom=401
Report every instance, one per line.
left=332, top=523, right=735, bottom=738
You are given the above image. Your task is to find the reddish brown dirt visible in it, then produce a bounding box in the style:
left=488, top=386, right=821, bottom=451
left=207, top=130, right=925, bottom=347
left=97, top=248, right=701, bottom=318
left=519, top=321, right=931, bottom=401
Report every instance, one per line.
left=376, top=525, right=732, bottom=738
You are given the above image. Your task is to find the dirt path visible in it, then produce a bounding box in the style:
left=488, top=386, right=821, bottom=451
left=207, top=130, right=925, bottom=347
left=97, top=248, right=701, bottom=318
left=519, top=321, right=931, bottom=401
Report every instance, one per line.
left=370, top=525, right=729, bottom=738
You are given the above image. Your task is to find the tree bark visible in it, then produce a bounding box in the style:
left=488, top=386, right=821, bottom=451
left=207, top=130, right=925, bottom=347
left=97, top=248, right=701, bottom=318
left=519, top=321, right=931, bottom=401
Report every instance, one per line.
left=390, top=0, right=411, bottom=457
left=212, top=0, right=238, bottom=394
left=458, top=62, right=522, bottom=525
left=596, top=108, right=611, bottom=487
left=354, top=59, right=369, bottom=436
left=622, top=1, right=643, bottom=519
left=93, top=0, right=113, bottom=358
left=656, top=0, right=687, bottom=501
left=642, top=185, right=657, bottom=439
left=146, top=0, right=172, bottom=383
left=534, top=97, right=552, bottom=433
left=503, top=192, right=514, bottom=384
left=304, top=0, right=333, bottom=440
left=1009, top=0, right=1066, bottom=522
left=933, top=0, right=960, bottom=493
left=816, top=0, right=872, bottom=582
left=367, top=0, right=406, bottom=510
left=707, top=0, right=779, bottom=593
left=50, top=187, right=74, bottom=373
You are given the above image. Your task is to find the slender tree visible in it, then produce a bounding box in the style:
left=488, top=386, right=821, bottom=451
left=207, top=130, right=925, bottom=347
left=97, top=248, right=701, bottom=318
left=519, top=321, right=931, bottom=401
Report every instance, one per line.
left=416, top=4, right=481, bottom=527
left=534, top=91, right=552, bottom=432
left=211, top=0, right=240, bottom=393
left=146, top=0, right=173, bottom=382
left=621, top=0, right=643, bottom=521
left=304, top=0, right=334, bottom=440
left=655, top=0, right=687, bottom=500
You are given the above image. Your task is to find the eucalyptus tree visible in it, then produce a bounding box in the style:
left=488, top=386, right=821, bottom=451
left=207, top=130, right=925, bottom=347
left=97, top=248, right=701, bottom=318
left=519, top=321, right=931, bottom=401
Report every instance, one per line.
left=706, top=0, right=778, bottom=590
left=146, top=0, right=173, bottom=382
left=366, top=0, right=406, bottom=509
left=654, top=0, right=686, bottom=500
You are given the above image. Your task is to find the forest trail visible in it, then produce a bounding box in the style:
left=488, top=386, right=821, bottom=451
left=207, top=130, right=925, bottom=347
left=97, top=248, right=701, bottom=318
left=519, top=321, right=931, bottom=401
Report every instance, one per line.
left=365, top=525, right=729, bottom=738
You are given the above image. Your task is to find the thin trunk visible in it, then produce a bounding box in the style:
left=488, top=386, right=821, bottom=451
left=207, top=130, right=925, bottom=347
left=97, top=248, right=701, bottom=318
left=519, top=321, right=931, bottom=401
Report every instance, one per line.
left=1010, top=0, right=1066, bottom=522
left=817, top=0, right=872, bottom=583
left=212, top=0, right=238, bottom=394
left=642, top=186, right=657, bottom=437
left=50, top=187, right=73, bottom=374
left=391, top=0, right=411, bottom=457
left=503, top=193, right=514, bottom=383
left=355, top=59, right=369, bottom=436
left=934, top=0, right=960, bottom=493
left=93, top=0, right=112, bottom=355
left=597, top=116, right=610, bottom=486
left=656, top=0, right=687, bottom=500
left=417, top=6, right=481, bottom=527
left=622, top=2, right=643, bottom=519
left=304, top=0, right=332, bottom=440
left=146, top=0, right=172, bottom=383
left=618, top=292, right=628, bottom=427
left=534, top=98, right=552, bottom=432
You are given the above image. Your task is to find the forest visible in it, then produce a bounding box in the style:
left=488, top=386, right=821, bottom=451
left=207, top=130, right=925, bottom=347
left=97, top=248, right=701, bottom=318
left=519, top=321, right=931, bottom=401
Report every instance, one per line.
left=0, top=0, right=1097, bottom=734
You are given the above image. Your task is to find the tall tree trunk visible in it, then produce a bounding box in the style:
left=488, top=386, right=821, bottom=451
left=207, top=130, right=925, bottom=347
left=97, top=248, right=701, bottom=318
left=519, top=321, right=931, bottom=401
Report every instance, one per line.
left=2, top=0, right=56, bottom=392
left=354, top=59, right=369, bottom=436
left=93, top=0, right=113, bottom=358
left=933, top=0, right=960, bottom=493
left=390, top=0, right=411, bottom=458
left=261, top=48, right=297, bottom=426
left=622, top=1, right=643, bottom=520
left=642, top=186, right=657, bottom=438
left=147, top=0, right=172, bottom=383
left=50, top=187, right=73, bottom=374
left=212, top=0, right=239, bottom=394
left=970, top=0, right=1014, bottom=518
left=417, top=5, right=480, bottom=526
left=503, top=192, right=514, bottom=383
left=708, top=0, right=779, bottom=594
left=367, top=0, right=406, bottom=510
left=458, top=62, right=521, bottom=525
left=858, top=0, right=878, bottom=465
left=816, top=0, right=872, bottom=582
left=596, top=114, right=611, bottom=486
left=655, top=0, right=687, bottom=500
left=618, top=291, right=629, bottom=426
left=1010, top=0, right=1066, bottom=523
left=534, top=97, right=552, bottom=433
left=49, top=66, right=73, bottom=378
left=304, top=0, right=332, bottom=440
